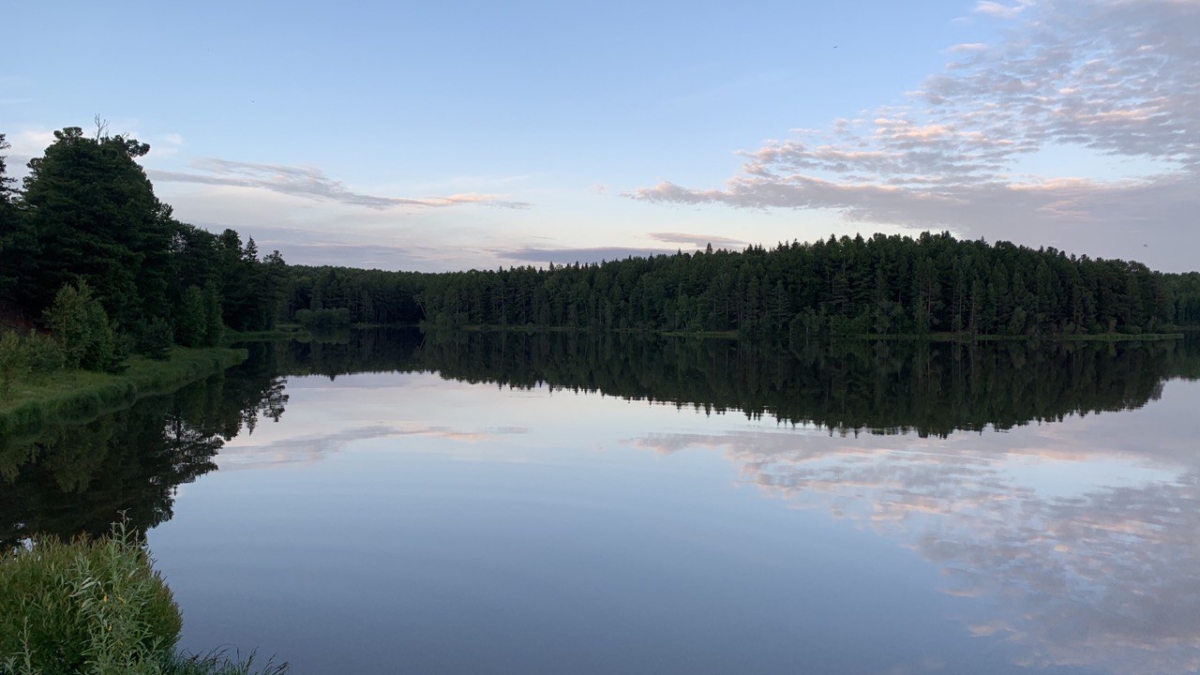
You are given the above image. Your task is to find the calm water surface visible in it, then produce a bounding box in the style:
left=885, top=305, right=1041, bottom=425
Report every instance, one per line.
left=5, top=332, right=1200, bottom=674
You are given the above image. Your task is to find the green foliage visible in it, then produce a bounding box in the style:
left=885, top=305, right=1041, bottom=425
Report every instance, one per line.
left=202, top=284, right=225, bottom=347
left=0, top=525, right=181, bottom=675
left=360, top=232, right=1187, bottom=339
left=1, top=126, right=284, bottom=358
left=21, top=334, right=64, bottom=376
left=294, top=307, right=351, bottom=330
left=45, top=281, right=118, bottom=372
left=0, top=330, right=67, bottom=399
left=16, top=127, right=172, bottom=326
left=135, top=318, right=175, bottom=361
left=0, top=332, right=25, bottom=397
left=175, top=287, right=207, bottom=348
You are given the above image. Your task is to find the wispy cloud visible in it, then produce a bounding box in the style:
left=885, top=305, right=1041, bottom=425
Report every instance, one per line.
left=974, top=0, right=1032, bottom=19
left=504, top=245, right=678, bottom=265
left=627, top=0, right=1200, bottom=269
left=647, top=232, right=748, bottom=249
left=151, top=158, right=530, bottom=210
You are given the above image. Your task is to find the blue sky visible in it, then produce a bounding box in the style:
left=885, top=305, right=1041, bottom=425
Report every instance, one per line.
left=4, top=0, right=1197, bottom=271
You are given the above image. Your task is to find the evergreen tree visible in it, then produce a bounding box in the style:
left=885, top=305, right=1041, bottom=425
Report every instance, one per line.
left=19, top=128, right=174, bottom=326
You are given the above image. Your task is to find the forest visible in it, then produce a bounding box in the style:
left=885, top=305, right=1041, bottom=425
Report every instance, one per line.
left=4, top=126, right=1200, bottom=354
left=284, top=238, right=1200, bottom=338
left=0, top=129, right=286, bottom=378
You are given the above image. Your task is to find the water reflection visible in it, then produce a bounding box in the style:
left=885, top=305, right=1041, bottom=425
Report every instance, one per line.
left=6, top=329, right=1200, bottom=674
left=629, top=386, right=1200, bottom=675
left=407, top=330, right=1198, bottom=436
left=0, top=358, right=288, bottom=548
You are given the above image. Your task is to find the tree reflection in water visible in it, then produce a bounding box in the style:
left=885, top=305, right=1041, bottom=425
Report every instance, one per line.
left=0, top=349, right=288, bottom=550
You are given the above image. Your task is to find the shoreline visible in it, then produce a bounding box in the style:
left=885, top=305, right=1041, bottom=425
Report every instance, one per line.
left=0, top=346, right=248, bottom=438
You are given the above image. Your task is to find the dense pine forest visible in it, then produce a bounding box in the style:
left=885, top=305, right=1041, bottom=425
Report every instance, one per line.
left=285, top=239, right=1200, bottom=338
left=4, top=126, right=1200, bottom=351
left=0, top=129, right=286, bottom=375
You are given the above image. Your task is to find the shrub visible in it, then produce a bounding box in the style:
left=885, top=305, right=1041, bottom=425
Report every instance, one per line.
left=21, top=333, right=64, bottom=376
left=202, top=284, right=224, bottom=347
left=0, top=332, right=26, bottom=397
left=0, top=524, right=182, bottom=675
left=295, top=308, right=350, bottom=330
left=44, top=281, right=121, bottom=372
left=136, top=318, right=175, bottom=361
left=175, top=287, right=207, bottom=348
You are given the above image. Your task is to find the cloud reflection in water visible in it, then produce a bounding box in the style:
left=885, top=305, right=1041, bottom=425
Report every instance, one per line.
left=629, top=384, right=1200, bottom=675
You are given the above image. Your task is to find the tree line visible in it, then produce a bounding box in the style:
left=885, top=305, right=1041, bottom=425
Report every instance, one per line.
left=278, top=235, right=1200, bottom=338
left=406, top=234, right=1199, bottom=336
left=0, top=128, right=286, bottom=375
left=6, top=127, right=1198, bottom=351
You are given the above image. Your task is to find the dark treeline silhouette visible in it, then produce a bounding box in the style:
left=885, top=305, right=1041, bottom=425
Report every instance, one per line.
left=280, top=234, right=1200, bottom=339
left=0, top=128, right=285, bottom=360
left=411, top=234, right=1196, bottom=336
left=0, top=358, right=287, bottom=549
left=263, top=329, right=1200, bottom=438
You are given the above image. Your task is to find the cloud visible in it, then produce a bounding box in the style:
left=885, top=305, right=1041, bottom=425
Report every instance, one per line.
left=150, top=158, right=530, bottom=210
left=503, top=246, right=678, bottom=265
left=974, top=1, right=1032, bottom=19
left=3, top=129, right=55, bottom=166
left=646, top=232, right=748, bottom=249
left=219, top=423, right=524, bottom=470
left=627, top=0, right=1200, bottom=270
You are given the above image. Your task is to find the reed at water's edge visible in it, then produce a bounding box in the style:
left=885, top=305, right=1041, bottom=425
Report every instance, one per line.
left=0, top=524, right=286, bottom=675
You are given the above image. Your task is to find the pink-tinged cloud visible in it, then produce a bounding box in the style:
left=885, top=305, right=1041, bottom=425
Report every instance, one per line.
left=627, top=0, right=1200, bottom=271
left=151, top=158, right=530, bottom=210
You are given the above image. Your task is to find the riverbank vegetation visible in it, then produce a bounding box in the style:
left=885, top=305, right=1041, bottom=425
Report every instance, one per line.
left=0, top=345, right=245, bottom=438
left=0, top=525, right=285, bottom=675
left=0, top=128, right=284, bottom=432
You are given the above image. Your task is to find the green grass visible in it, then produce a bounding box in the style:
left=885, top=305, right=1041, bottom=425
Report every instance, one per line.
left=0, top=347, right=247, bottom=438
left=0, top=526, right=287, bottom=675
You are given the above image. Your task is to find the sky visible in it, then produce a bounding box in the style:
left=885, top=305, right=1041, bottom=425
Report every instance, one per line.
left=3, top=0, right=1198, bottom=272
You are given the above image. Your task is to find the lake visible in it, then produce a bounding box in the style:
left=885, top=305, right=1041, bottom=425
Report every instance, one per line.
left=4, top=330, right=1199, bottom=674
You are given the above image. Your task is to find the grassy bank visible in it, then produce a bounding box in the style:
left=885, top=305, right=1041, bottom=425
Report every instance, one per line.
left=0, top=346, right=246, bottom=438
left=1, top=527, right=285, bottom=675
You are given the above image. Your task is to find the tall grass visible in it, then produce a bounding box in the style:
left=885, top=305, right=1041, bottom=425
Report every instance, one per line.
left=0, top=524, right=180, bottom=674
left=0, top=525, right=287, bottom=675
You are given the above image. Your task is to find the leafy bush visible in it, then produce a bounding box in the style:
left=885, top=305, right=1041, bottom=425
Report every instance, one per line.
left=0, top=331, right=65, bottom=396
left=44, top=281, right=120, bottom=372
left=294, top=307, right=350, bottom=330
left=175, top=287, right=207, bottom=348
left=20, top=333, right=64, bottom=376
left=0, top=525, right=182, bottom=675
left=0, top=332, right=25, bottom=396
left=136, top=318, right=175, bottom=361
